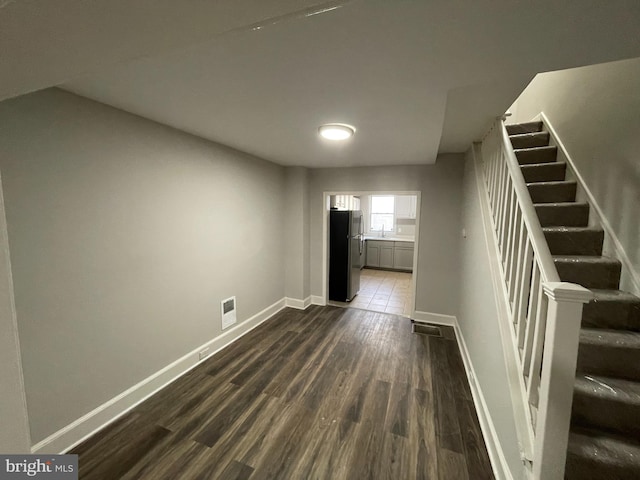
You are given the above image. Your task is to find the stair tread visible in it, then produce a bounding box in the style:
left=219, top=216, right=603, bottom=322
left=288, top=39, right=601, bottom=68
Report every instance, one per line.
left=520, top=161, right=566, bottom=168
left=583, top=289, right=640, bottom=331
left=528, top=181, right=577, bottom=204
left=520, top=162, right=567, bottom=182
left=580, top=328, right=640, bottom=349
left=543, top=226, right=603, bottom=233
left=555, top=256, right=621, bottom=289
left=509, top=131, right=550, bottom=148
left=514, top=145, right=557, bottom=153
left=568, top=429, right=640, bottom=468
left=554, top=255, right=621, bottom=265
left=506, top=122, right=542, bottom=134
left=533, top=201, right=589, bottom=207
left=534, top=202, right=590, bottom=227
left=509, top=131, right=549, bottom=139
left=527, top=180, right=577, bottom=187
left=590, top=289, right=640, bottom=304
left=515, top=145, right=558, bottom=165
left=544, top=226, right=604, bottom=256
left=575, top=373, right=640, bottom=405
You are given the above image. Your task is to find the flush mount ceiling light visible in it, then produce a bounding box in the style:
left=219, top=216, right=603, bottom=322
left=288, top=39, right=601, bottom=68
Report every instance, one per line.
left=318, top=123, right=356, bottom=141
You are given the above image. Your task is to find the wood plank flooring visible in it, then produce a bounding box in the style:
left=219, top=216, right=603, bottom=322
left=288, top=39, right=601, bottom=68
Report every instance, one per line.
left=71, top=306, right=494, bottom=479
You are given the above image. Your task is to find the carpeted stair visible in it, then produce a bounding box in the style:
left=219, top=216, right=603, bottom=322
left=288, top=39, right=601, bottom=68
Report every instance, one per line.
left=507, top=121, right=640, bottom=479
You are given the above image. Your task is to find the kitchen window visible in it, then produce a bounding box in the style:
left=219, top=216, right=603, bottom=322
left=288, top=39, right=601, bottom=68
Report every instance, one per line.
left=370, top=195, right=395, bottom=233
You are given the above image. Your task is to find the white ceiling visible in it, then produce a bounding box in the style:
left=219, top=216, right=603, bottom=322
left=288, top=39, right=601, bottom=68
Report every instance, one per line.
left=4, top=0, right=640, bottom=167
left=0, top=0, right=332, bottom=100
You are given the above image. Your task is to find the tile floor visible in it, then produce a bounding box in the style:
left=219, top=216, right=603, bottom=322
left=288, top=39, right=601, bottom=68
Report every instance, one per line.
left=331, top=268, right=413, bottom=317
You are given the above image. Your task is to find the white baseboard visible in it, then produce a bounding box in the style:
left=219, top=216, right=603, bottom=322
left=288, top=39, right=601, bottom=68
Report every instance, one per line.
left=285, top=296, right=312, bottom=310
left=453, top=320, right=515, bottom=480
left=310, top=295, right=326, bottom=306
left=411, top=310, right=456, bottom=326
left=31, top=298, right=287, bottom=455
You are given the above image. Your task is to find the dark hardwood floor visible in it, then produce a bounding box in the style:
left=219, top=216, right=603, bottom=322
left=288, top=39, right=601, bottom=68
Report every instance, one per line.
left=71, top=305, right=494, bottom=479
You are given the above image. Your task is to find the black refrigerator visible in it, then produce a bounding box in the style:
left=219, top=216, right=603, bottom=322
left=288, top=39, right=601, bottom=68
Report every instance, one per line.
left=329, top=210, right=364, bottom=302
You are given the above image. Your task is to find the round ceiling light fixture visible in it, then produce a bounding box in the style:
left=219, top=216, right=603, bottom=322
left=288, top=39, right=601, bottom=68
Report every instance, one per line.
left=318, top=123, right=356, bottom=141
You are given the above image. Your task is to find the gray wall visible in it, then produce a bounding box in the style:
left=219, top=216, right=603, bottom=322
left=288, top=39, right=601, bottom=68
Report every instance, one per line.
left=309, top=156, right=465, bottom=315
left=284, top=167, right=310, bottom=300
left=457, top=149, right=525, bottom=479
left=510, top=57, right=640, bottom=294
left=0, top=176, right=31, bottom=453
left=0, top=89, right=286, bottom=444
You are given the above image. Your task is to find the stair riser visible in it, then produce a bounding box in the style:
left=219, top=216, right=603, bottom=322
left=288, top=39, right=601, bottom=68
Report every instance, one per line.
left=528, top=183, right=577, bottom=203
left=506, top=122, right=543, bottom=135
left=572, top=392, right=640, bottom=438
left=566, top=454, right=640, bottom=480
left=510, top=132, right=550, bottom=149
left=583, top=301, right=640, bottom=331
left=535, top=204, right=590, bottom=227
left=521, top=163, right=566, bottom=182
left=578, top=344, right=640, bottom=381
left=515, top=147, right=558, bottom=164
left=544, top=230, right=604, bottom=256
left=555, top=261, right=621, bottom=289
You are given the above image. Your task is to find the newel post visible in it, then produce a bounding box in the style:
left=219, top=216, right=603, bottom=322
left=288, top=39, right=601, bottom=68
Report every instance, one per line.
left=532, top=282, right=593, bottom=479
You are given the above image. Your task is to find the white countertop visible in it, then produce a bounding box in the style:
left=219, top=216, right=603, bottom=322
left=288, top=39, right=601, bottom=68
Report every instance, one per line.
left=364, top=235, right=415, bottom=243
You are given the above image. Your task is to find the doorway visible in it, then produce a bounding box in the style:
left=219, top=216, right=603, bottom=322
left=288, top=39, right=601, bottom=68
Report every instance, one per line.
left=322, top=190, right=420, bottom=318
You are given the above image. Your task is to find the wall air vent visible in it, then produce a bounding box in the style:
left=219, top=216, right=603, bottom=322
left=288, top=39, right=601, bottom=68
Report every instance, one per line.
left=221, top=296, right=237, bottom=330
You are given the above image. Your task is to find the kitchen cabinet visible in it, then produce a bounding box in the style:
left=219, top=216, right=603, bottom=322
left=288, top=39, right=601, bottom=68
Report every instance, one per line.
left=393, top=243, right=414, bottom=270
left=380, top=243, right=394, bottom=268
left=395, top=195, right=417, bottom=219
left=366, top=240, right=382, bottom=267
left=329, top=195, right=360, bottom=210
left=367, top=240, right=394, bottom=267
left=366, top=240, right=396, bottom=269
left=365, top=240, right=414, bottom=271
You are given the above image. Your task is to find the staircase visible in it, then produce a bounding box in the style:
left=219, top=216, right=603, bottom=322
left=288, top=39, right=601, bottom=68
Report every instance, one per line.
left=507, top=122, right=640, bottom=479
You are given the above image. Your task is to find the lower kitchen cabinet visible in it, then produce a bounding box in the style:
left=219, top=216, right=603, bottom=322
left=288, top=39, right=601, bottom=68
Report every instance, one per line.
left=393, top=244, right=414, bottom=270
left=366, top=242, right=380, bottom=267
left=379, top=243, right=394, bottom=269
left=365, top=240, right=414, bottom=271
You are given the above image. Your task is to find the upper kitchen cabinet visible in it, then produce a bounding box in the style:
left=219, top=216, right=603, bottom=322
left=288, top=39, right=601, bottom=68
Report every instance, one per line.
left=395, top=195, right=417, bottom=219
left=329, top=195, right=361, bottom=210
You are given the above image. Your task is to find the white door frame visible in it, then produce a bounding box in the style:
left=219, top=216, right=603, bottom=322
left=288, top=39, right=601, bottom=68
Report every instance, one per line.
left=321, top=190, right=421, bottom=318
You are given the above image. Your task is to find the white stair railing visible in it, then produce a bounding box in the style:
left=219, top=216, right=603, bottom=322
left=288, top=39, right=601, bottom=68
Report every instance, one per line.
left=480, top=119, right=593, bottom=479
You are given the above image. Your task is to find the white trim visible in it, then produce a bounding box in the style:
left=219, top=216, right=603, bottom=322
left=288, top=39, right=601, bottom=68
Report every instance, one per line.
left=453, top=319, right=515, bottom=480
left=310, top=295, right=326, bottom=306
left=538, top=111, right=640, bottom=296
left=319, top=190, right=421, bottom=316
left=411, top=192, right=421, bottom=316
left=31, top=298, right=286, bottom=455
left=542, top=282, right=592, bottom=304
left=285, top=296, right=312, bottom=310
left=411, top=310, right=456, bottom=326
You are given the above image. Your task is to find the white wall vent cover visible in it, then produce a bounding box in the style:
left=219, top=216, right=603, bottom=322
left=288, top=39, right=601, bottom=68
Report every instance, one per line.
left=221, top=296, right=237, bottom=330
